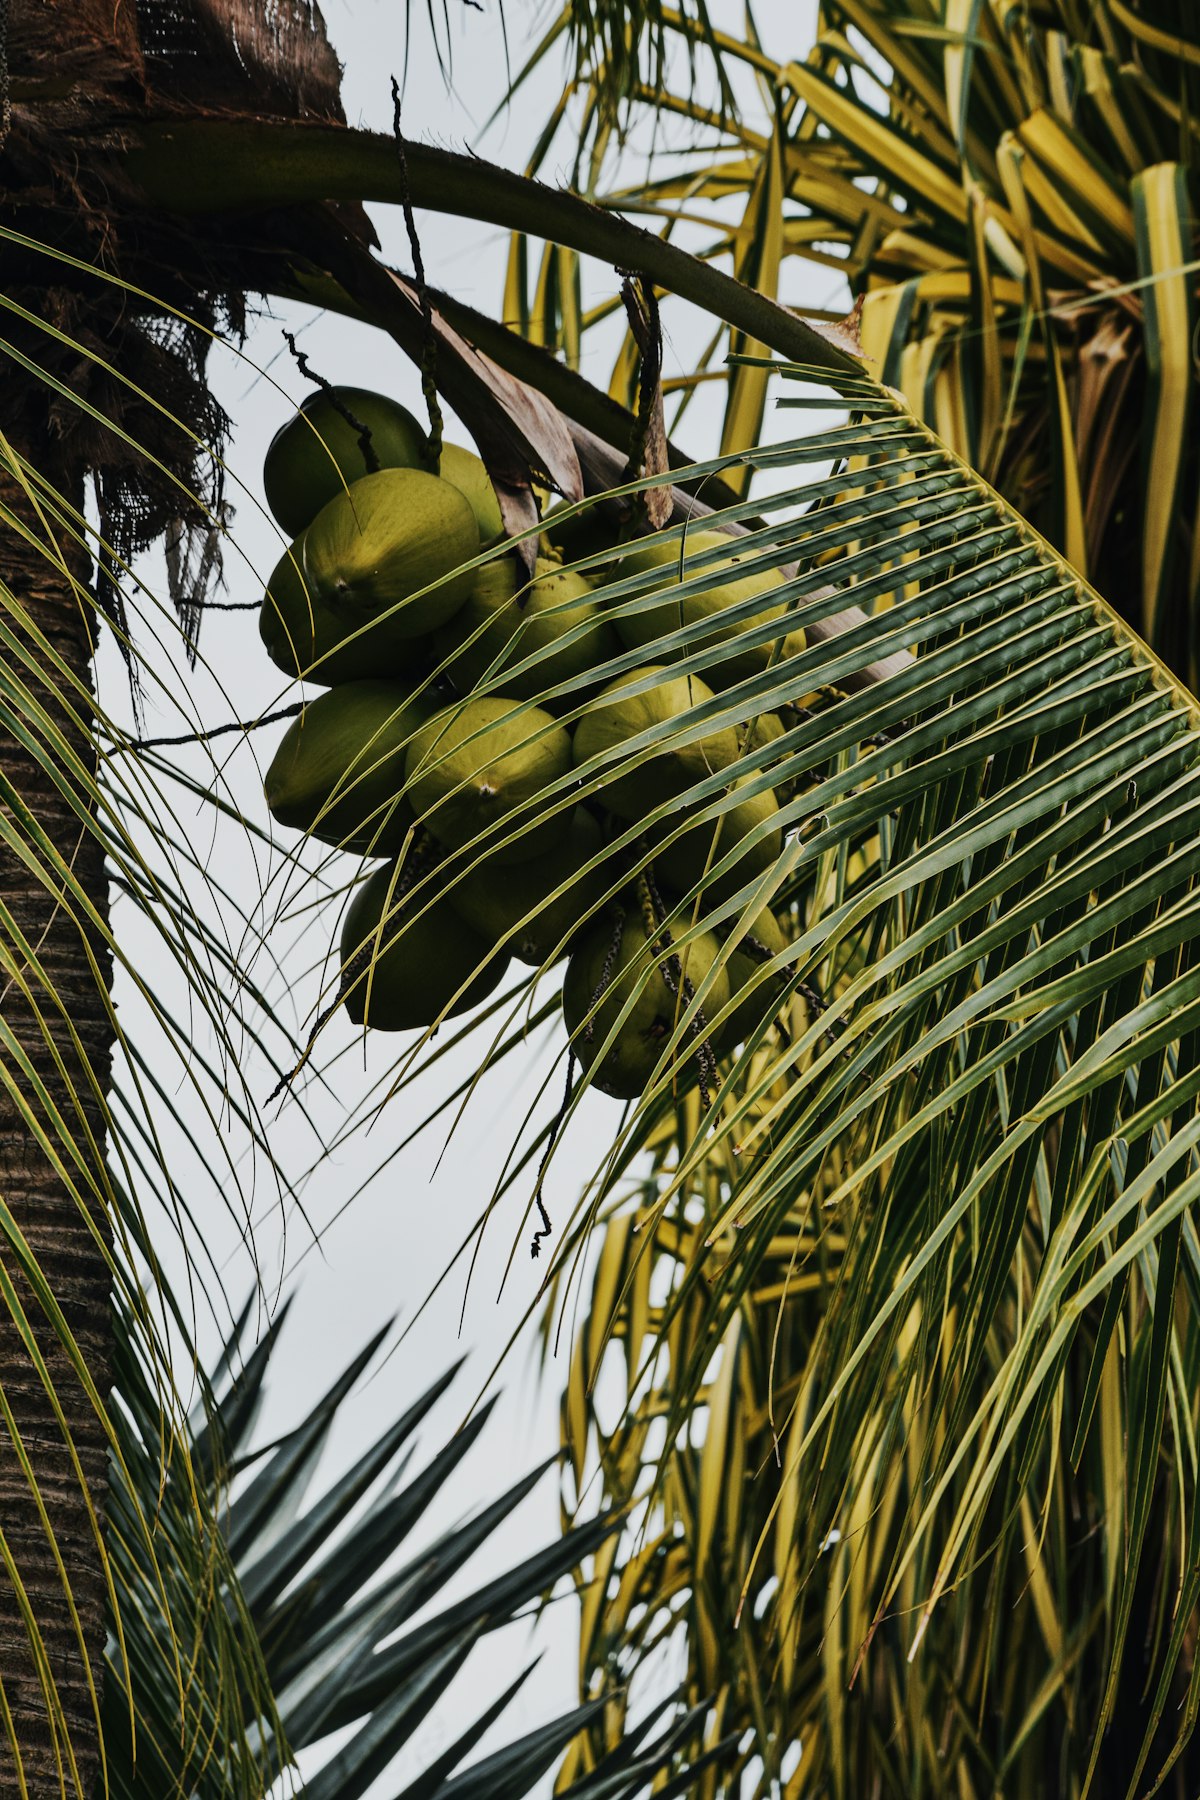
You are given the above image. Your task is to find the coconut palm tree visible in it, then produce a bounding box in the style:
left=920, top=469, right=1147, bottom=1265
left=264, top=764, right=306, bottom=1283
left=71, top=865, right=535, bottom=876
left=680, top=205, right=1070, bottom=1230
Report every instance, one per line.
left=9, top=1, right=1200, bottom=1796
left=0, top=1, right=851, bottom=1787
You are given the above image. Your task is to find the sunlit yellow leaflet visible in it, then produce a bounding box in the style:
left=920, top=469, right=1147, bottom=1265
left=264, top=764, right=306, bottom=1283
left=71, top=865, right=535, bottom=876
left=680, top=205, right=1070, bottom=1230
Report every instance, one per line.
left=1131, top=163, right=1195, bottom=667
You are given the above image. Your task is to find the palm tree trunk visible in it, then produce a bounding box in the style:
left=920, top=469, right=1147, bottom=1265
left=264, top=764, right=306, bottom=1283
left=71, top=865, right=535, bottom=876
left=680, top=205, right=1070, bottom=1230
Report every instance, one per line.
left=0, top=451, right=113, bottom=1799
left=0, top=3, right=359, bottom=1789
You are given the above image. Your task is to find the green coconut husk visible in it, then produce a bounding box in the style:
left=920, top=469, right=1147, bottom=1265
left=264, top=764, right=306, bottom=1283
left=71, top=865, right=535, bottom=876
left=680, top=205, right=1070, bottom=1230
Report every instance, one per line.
left=572, top=664, right=739, bottom=819
left=746, top=709, right=786, bottom=751
left=404, top=695, right=573, bottom=864
left=259, top=535, right=333, bottom=683
left=340, top=856, right=508, bottom=1031
left=302, top=468, right=479, bottom=651
left=539, top=501, right=621, bottom=564
left=259, top=534, right=464, bottom=690
left=718, top=905, right=790, bottom=1050
left=264, top=387, right=428, bottom=538
left=563, top=904, right=729, bottom=1100
left=611, top=527, right=805, bottom=687
left=257, top=527, right=443, bottom=687
left=435, top=555, right=619, bottom=701
left=264, top=680, right=434, bottom=855
left=448, top=809, right=606, bottom=965
left=653, top=779, right=783, bottom=908
left=439, top=443, right=505, bottom=544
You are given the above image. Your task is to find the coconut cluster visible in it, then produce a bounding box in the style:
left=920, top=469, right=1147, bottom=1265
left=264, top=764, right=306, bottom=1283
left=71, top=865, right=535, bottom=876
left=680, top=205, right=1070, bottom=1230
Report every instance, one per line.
left=260, top=386, right=801, bottom=1101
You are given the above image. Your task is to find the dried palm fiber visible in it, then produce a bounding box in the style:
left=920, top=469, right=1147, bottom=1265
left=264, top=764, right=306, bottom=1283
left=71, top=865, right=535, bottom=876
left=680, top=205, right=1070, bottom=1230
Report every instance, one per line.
left=0, top=0, right=366, bottom=655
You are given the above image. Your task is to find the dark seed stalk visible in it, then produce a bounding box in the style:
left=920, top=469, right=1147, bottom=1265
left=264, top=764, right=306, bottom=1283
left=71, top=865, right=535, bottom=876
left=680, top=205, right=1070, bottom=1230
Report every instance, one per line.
left=283, top=331, right=381, bottom=475
left=391, top=80, right=444, bottom=474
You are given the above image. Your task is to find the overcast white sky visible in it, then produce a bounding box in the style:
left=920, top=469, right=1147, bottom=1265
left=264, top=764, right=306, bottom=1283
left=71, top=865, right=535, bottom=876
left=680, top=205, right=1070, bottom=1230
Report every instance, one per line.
left=104, top=2, right=835, bottom=1790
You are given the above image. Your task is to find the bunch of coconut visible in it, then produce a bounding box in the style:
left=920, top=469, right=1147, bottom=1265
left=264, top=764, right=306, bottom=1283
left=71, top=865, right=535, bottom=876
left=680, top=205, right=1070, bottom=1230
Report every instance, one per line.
left=259, top=385, right=802, bottom=1102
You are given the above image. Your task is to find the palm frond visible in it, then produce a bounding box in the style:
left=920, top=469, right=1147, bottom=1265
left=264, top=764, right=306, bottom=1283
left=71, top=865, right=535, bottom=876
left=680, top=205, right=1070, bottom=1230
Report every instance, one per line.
left=533, top=0, right=1200, bottom=675
left=490, top=363, right=1200, bottom=1796
left=12, top=23, right=1200, bottom=1794
left=107, top=1281, right=730, bottom=1799
left=102, top=1278, right=278, bottom=1800
left=551, top=0, right=733, bottom=136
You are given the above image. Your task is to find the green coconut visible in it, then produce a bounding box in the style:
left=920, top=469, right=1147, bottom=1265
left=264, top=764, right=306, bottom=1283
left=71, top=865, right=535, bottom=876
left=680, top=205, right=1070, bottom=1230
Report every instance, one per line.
left=448, top=809, right=605, bottom=965
left=340, top=859, right=507, bottom=1031
left=612, top=528, right=803, bottom=687
left=747, top=709, right=786, bottom=751
left=264, top=387, right=429, bottom=538
left=654, top=780, right=783, bottom=908
left=264, top=680, right=434, bottom=854
left=563, top=908, right=729, bottom=1100
left=718, top=905, right=790, bottom=1050
left=257, top=531, right=437, bottom=687
left=434, top=555, right=619, bottom=700
left=722, top=706, right=791, bottom=765
left=571, top=665, right=739, bottom=819
left=404, top=695, right=573, bottom=864
left=259, top=537, right=331, bottom=682
left=302, top=467, right=479, bottom=649
left=439, top=443, right=504, bottom=544
left=539, top=502, right=619, bottom=564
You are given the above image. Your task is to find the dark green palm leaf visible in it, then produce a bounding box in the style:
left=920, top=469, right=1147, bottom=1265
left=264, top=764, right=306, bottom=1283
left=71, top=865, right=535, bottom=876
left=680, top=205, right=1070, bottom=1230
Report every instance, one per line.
left=105, top=1279, right=725, bottom=1798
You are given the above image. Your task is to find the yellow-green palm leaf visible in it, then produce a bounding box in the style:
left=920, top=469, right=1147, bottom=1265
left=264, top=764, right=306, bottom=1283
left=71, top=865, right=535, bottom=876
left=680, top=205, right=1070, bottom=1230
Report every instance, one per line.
left=535, top=0, right=1200, bottom=677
